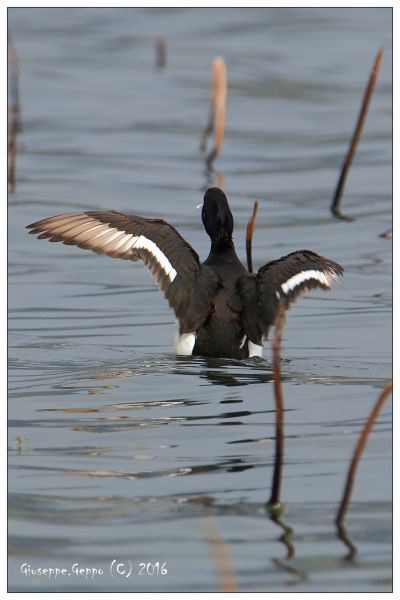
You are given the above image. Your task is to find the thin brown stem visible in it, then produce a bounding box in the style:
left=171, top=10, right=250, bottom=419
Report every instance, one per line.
left=331, top=48, right=384, bottom=219
left=336, top=522, right=358, bottom=562
left=203, top=519, right=239, bottom=592
left=155, top=37, right=166, bottom=69
left=246, top=200, right=259, bottom=273
left=8, top=34, right=20, bottom=193
left=8, top=34, right=20, bottom=118
left=335, top=380, right=392, bottom=528
left=201, top=57, right=227, bottom=168
left=268, top=300, right=286, bottom=509
left=8, top=114, right=18, bottom=193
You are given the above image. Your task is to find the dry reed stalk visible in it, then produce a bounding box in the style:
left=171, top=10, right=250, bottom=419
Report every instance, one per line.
left=201, top=57, right=227, bottom=167
left=8, top=34, right=20, bottom=116
left=335, top=380, right=392, bottom=528
left=331, top=48, right=384, bottom=219
left=268, top=300, right=286, bottom=512
left=8, top=34, right=20, bottom=192
left=203, top=519, right=239, bottom=592
left=155, top=37, right=166, bottom=69
left=8, top=118, right=18, bottom=194
left=336, top=521, right=357, bottom=561
left=246, top=200, right=259, bottom=273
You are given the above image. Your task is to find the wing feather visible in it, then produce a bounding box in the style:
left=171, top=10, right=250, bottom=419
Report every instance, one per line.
left=238, top=250, right=343, bottom=345
left=258, top=250, right=343, bottom=306
left=27, top=210, right=220, bottom=332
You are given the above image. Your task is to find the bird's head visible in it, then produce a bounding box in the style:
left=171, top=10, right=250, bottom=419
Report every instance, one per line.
left=201, top=187, right=234, bottom=247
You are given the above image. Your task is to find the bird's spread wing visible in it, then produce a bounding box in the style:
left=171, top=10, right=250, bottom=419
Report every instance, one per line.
left=258, top=250, right=343, bottom=304
left=238, top=250, right=343, bottom=345
left=27, top=210, right=220, bottom=332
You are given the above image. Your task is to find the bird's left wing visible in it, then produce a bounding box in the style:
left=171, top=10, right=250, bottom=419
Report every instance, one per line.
left=258, top=250, right=343, bottom=305
left=238, top=249, right=343, bottom=345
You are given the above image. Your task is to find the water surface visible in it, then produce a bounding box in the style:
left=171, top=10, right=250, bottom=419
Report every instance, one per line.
left=8, top=7, right=392, bottom=592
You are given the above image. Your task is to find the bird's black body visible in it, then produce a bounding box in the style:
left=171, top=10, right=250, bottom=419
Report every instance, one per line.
left=27, top=187, right=343, bottom=358
left=195, top=244, right=249, bottom=358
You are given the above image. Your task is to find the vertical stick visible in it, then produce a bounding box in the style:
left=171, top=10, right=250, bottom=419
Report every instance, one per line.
left=8, top=34, right=20, bottom=193
left=8, top=114, right=18, bottom=194
left=268, top=300, right=286, bottom=510
left=203, top=519, right=239, bottom=592
left=335, top=380, right=392, bottom=528
left=331, top=48, right=384, bottom=219
left=246, top=200, right=259, bottom=273
left=210, top=57, right=227, bottom=165
left=201, top=57, right=227, bottom=168
left=155, top=38, right=166, bottom=69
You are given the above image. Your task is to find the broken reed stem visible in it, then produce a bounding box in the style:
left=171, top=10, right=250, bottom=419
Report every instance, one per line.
left=246, top=200, right=259, bottom=273
left=201, top=57, right=227, bottom=168
left=336, top=522, right=357, bottom=561
left=8, top=115, right=18, bottom=193
left=210, top=57, right=227, bottom=165
left=331, top=48, right=384, bottom=219
left=269, top=300, right=286, bottom=509
left=8, top=34, right=20, bottom=192
left=8, top=34, right=20, bottom=117
left=335, top=380, right=392, bottom=528
left=203, top=519, right=239, bottom=592
left=155, top=37, right=166, bottom=69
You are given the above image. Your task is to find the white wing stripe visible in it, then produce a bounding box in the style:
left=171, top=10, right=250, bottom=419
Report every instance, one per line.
left=133, top=235, right=177, bottom=282
left=34, top=214, right=179, bottom=284
left=281, top=269, right=330, bottom=294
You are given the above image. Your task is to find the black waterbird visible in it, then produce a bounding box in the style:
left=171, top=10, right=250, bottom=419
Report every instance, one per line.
left=27, top=187, right=343, bottom=358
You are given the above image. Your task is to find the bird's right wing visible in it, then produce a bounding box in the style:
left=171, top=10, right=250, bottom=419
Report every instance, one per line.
left=27, top=210, right=221, bottom=333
